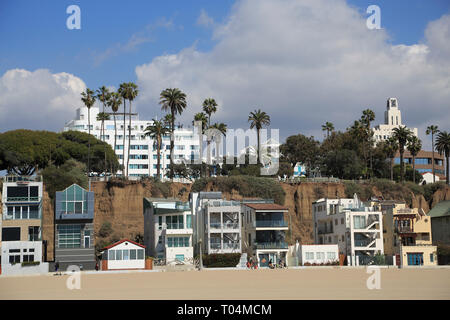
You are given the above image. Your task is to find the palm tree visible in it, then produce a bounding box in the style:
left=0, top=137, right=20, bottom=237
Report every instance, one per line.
left=392, top=126, right=413, bottom=183
left=159, top=88, right=187, bottom=180
left=81, top=88, right=96, bottom=176
left=248, top=109, right=271, bottom=165
left=426, top=125, right=439, bottom=183
left=435, top=131, right=450, bottom=185
left=107, top=91, right=123, bottom=166
left=193, top=112, right=208, bottom=132
left=383, top=136, right=398, bottom=181
left=361, top=109, right=376, bottom=176
left=96, top=86, right=111, bottom=143
left=96, top=111, right=111, bottom=173
left=407, top=136, right=422, bottom=183
left=119, top=82, right=139, bottom=178
left=144, top=119, right=170, bottom=181
left=202, top=98, right=218, bottom=127
left=118, top=83, right=128, bottom=176
left=321, top=122, right=334, bottom=138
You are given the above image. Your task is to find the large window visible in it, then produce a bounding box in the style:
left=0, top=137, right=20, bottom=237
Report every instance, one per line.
left=59, top=184, right=87, bottom=215
left=353, top=216, right=366, bottom=229
left=58, top=224, right=81, bottom=248
left=108, top=248, right=144, bottom=260
left=305, top=252, right=314, bottom=260
left=166, top=215, right=184, bottom=229
left=5, top=205, right=40, bottom=220
left=28, top=226, right=40, bottom=241
left=167, top=237, right=190, bottom=247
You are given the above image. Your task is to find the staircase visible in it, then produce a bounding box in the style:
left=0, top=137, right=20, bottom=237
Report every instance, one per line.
left=236, top=253, right=248, bottom=268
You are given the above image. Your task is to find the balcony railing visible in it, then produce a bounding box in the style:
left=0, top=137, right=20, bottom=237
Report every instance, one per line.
left=6, top=197, right=41, bottom=203
left=210, top=222, right=222, bottom=229
left=223, top=243, right=240, bottom=249
left=209, top=222, right=240, bottom=229
left=254, top=242, right=288, bottom=249
left=3, top=175, right=42, bottom=182
left=396, top=226, right=413, bottom=233
left=255, top=220, right=288, bottom=228
left=318, top=228, right=333, bottom=234
left=166, top=223, right=185, bottom=230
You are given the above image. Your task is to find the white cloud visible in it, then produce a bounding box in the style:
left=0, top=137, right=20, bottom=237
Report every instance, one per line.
left=197, top=9, right=215, bottom=27
left=0, top=69, right=86, bottom=132
left=134, top=0, right=450, bottom=149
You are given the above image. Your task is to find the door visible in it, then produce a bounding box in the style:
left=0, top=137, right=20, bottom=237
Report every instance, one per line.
left=259, top=254, right=269, bottom=267
left=84, top=236, right=90, bottom=248
left=407, top=253, right=423, bottom=266
left=175, top=254, right=185, bottom=262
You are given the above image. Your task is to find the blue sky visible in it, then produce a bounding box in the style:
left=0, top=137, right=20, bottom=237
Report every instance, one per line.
left=1, top=0, right=448, bottom=89
left=0, top=0, right=449, bottom=147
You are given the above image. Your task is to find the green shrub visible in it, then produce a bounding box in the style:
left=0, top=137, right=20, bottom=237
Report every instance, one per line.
left=202, top=253, right=241, bottom=268
left=99, top=221, right=113, bottom=238
left=191, top=176, right=286, bottom=204
left=21, top=261, right=40, bottom=267
left=152, top=180, right=172, bottom=198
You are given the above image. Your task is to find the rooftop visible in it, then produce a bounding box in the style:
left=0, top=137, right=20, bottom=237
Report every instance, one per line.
left=243, top=203, right=288, bottom=211
left=428, top=200, right=450, bottom=218
left=101, top=239, right=146, bottom=251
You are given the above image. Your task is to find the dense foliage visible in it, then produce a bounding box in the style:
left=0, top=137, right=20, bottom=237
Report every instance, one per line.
left=201, top=253, right=241, bottom=268
left=0, top=129, right=119, bottom=175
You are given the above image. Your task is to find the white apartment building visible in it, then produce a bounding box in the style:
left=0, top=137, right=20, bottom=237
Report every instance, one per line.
left=372, top=98, right=419, bottom=144
left=190, top=192, right=242, bottom=256
left=312, top=195, right=384, bottom=266
left=143, top=198, right=193, bottom=264
left=63, top=106, right=201, bottom=178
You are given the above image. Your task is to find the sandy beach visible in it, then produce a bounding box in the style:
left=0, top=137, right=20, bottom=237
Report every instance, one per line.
left=0, top=267, right=449, bottom=300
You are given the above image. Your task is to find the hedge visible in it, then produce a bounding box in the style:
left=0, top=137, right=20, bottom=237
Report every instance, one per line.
left=201, top=253, right=241, bottom=268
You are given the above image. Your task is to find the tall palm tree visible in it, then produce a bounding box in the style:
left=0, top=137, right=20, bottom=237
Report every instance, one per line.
left=383, top=136, right=398, bottom=181
left=159, top=88, right=187, bottom=180
left=96, top=111, right=111, bottom=173
left=81, top=88, right=96, bottom=176
left=426, top=125, right=439, bottom=183
left=361, top=109, right=375, bottom=129
left=435, top=131, right=450, bottom=185
left=144, top=119, right=170, bottom=181
left=392, top=126, right=413, bottom=183
left=321, top=122, right=334, bottom=138
left=361, top=109, right=376, bottom=176
left=118, top=83, right=128, bottom=176
left=193, top=112, right=208, bottom=132
left=407, top=136, right=422, bottom=183
left=202, top=98, right=218, bottom=127
left=248, top=109, right=271, bottom=165
left=119, top=82, right=139, bottom=178
left=96, top=86, right=111, bottom=143
left=107, top=91, right=122, bottom=164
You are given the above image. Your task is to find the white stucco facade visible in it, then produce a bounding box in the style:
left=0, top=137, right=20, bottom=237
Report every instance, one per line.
left=102, top=240, right=146, bottom=270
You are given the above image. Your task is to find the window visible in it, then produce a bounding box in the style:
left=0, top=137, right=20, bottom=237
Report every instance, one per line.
left=23, top=254, right=34, bottom=262
left=353, top=216, right=366, bottom=229
left=137, top=249, right=144, bottom=260
left=305, top=252, right=314, bottom=260
left=123, top=249, right=129, bottom=260
left=316, top=252, right=325, bottom=260
left=430, top=253, right=434, bottom=263
left=9, top=254, right=20, bottom=264
left=57, top=224, right=81, bottom=248
left=2, top=227, right=21, bottom=241
left=130, top=249, right=137, bottom=260
left=167, top=237, right=189, bottom=247
left=186, top=215, right=192, bottom=229
left=341, top=218, right=344, bottom=224
left=28, top=226, right=40, bottom=241
left=158, top=216, right=162, bottom=230
left=116, top=249, right=122, bottom=260
left=327, top=252, right=336, bottom=260
left=109, top=250, right=115, bottom=260
left=60, top=184, right=87, bottom=215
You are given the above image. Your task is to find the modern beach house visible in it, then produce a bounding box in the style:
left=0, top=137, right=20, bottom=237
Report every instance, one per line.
left=313, top=195, right=384, bottom=265
left=1, top=175, right=49, bottom=275
left=54, top=184, right=96, bottom=270
left=143, top=198, right=193, bottom=264
left=241, top=202, right=289, bottom=267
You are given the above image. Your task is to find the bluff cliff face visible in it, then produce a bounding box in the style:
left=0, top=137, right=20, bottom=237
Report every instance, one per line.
left=31, top=179, right=450, bottom=260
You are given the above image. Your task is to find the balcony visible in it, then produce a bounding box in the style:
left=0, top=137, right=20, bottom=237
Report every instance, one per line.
left=166, top=223, right=185, bottom=230
left=254, top=242, right=288, bottom=250
left=209, top=222, right=239, bottom=230
left=6, top=196, right=41, bottom=203
left=396, top=226, right=413, bottom=233
left=3, top=175, right=42, bottom=183
left=56, top=210, right=94, bottom=221
left=318, top=228, right=333, bottom=235
left=255, top=220, right=288, bottom=228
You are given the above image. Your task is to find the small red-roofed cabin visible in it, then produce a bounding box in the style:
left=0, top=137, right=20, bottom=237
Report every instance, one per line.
left=100, top=239, right=146, bottom=270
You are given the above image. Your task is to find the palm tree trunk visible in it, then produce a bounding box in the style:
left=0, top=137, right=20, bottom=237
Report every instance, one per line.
left=257, top=128, right=260, bottom=165
left=413, top=155, right=416, bottom=183
left=127, top=100, right=132, bottom=178
left=446, top=155, right=449, bottom=185
left=432, top=134, right=435, bottom=183
left=88, top=108, right=91, bottom=175
left=123, top=100, right=126, bottom=177
left=400, top=149, right=404, bottom=183
left=170, top=110, right=175, bottom=181
left=390, top=157, right=394, bottom=181
left=157, top=137, right=161, bottom=180
left=113, top=113, right=117, bottom=174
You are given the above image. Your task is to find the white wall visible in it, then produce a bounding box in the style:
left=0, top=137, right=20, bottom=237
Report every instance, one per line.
left=1, top=241, right=48, bottom=276
left=105, top=241, right=145, bottom=270
left=299, top=244, right=339, bottom=265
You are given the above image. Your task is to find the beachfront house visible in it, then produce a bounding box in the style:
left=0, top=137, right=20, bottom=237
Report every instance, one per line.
left=143, top=198, right=193, bottom=264
left=100, top=239, right=146, bottom=270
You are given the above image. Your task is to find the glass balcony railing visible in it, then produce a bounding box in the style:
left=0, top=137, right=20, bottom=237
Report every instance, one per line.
left=354, top=240, right=375, bottom=247
left=210, top=222, right=239, bottom=229
left=396, top=226, right=413, bottom=233
left=6, top=196, right=41, bottom=202
left=254, top=242, right=288, bottom=249
left=223, top=243, right=240, bottom=249
left=210, top=222, right=221, bottom=229
left=255, top=220, right=288, bottom=228
left=166, top=223, right=185, bottom=229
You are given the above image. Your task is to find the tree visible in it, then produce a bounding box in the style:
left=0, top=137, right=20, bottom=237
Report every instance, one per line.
left=321, top=122, right=334, bottom=138
left=407, top=136, right=422, bottom=183
left=96, top=86, right=111, bottom=145
left=248, top=109, right=271, bottom=165
left=41, top=159, right=88, bottom=199
left=119, top=82, right=139, bottom=178
left=426, top=125, right=439, bottom=183
left=361, top=109, right=375, bottom=177
left=392, top=164, right=423, bottom=184
left=118, top=83, right=128, bottom=177
left=80, top=88, right=96, bottom=174
left=392, top=126, right=413, bottom=183
left=435, top=131, right=450, bottom=184
left=144, top=119, right=170, bottom=180
left=96, top=111, right=111, bottom=173
left=202, top=98, right=218, bottom=127
left=107, top=91, right=123, bottom=167
left=382, top=136, right=398, bottom=181
left=159, top=88, right=187, bottom=180
left=193, top=112, right=208, bottom=132
left=321, top=149, right=364, bottom=179
left=280, top=134, right=320, bottom=177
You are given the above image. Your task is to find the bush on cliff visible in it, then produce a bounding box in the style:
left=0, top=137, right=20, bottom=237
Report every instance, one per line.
left=201, top=253, right=241, bottom=268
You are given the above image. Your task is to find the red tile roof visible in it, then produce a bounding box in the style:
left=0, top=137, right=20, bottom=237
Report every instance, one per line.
left=243, top=203, right=288, bottom=211
left=101, top=239, right=146, bottom=251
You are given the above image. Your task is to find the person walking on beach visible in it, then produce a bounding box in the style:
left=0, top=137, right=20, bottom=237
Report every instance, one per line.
left=55, top=261, right=60, bottom=275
